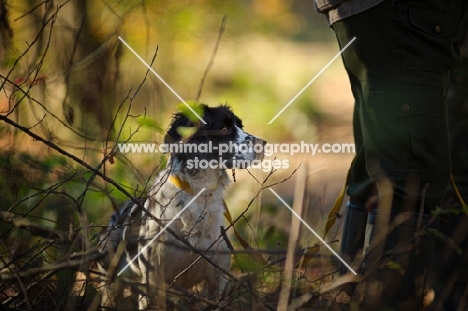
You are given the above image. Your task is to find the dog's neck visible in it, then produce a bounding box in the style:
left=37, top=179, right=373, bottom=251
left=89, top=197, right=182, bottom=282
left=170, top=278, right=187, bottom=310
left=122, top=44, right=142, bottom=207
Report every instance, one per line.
left=168, top=157, right=231, bottom=195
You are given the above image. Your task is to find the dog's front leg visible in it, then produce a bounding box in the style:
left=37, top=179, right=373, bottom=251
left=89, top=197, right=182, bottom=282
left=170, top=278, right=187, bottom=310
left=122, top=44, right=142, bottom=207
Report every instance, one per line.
left=146, top=244, right=167, bottom=310
left=206, top=240, right=231, bottom=302
left=218, top=248, right=231, bottom=298
left=137, top=244, right=166, bottom=310
left=136, top=212, right=158, bottom=310
left=138, top=213, right=168, bottom=310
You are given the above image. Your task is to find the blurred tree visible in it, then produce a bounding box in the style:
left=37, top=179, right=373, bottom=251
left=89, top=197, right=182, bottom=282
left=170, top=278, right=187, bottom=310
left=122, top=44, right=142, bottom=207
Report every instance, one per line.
left=49, top=0, right=121, bottom=138
left=0, top=0, right=13, bottom=64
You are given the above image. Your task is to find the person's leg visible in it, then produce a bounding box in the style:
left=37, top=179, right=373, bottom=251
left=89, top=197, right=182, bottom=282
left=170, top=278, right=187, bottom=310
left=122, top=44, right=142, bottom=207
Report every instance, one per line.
left=338, top=73, right=373, bottom=274
left=431, top=52, right=468, bottom=310
left=334, top=0, right=465, bottom=309
left=336, top=1, right=459, bottom=212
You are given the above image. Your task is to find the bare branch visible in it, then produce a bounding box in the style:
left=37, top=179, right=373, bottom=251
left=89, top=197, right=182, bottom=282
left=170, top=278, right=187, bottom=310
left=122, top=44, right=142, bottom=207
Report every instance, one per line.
left=0, top=113, right=241, bottom=287
left=0, top=210, right=71, bottom=242
left=195, top=15, right=227, bottom=102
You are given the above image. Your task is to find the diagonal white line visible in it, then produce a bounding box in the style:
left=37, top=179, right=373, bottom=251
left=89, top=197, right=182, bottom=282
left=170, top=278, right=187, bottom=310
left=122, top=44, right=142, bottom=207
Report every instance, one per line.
left=118, top=36, right=207, bottom=125
left=269, top=188, right=357, bottom=275
left=268, top=37, right=356, bottom=124
left=117, top=188, right=206, bottom=276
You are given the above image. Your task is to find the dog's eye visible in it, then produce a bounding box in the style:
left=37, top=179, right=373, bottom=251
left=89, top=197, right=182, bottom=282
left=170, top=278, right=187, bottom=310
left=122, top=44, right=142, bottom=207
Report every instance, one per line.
left=220, top=127, right=230, bottom=133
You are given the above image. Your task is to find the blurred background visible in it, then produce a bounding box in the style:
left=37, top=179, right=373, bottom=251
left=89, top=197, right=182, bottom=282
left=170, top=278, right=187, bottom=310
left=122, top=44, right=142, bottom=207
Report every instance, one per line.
left=0, top=0, right=361, bottom=309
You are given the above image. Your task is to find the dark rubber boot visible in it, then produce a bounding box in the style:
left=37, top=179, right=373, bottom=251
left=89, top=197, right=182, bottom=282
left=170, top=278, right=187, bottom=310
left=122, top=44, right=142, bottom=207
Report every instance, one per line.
left=340, top=203, right=368, bottom=274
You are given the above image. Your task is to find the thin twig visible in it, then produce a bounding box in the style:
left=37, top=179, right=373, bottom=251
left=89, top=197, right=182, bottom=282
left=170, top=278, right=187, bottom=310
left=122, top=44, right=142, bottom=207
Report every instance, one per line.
left=0, top=211, right=72, bottom=242
left=278, top=164, right=307, bottom=310
left=0, top=251, right=102, bottom=282
left=195, top=15, right=227, bottom=102
left=0, top=114, right=240, bottom=286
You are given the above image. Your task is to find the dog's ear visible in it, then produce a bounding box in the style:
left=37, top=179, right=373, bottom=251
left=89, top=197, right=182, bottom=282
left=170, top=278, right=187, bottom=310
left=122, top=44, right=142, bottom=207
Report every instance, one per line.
left=164, top=112, right=193, bottom=144
left=165, top=104, right=214, bottom=144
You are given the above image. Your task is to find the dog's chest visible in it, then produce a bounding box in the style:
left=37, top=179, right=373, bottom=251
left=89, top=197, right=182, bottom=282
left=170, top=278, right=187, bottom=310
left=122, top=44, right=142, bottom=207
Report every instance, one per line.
left=179, top=195, right=225, bottom=243
left=147, top=186, right=227, bottom=249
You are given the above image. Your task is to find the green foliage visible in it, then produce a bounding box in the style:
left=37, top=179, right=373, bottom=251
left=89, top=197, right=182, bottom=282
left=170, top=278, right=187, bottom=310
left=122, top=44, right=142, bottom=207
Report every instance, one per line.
left=176, top=101, right=205, bottom=124
left=136, top=115, right=165, bottom=133
left=176, top=126, right=198, bottom=139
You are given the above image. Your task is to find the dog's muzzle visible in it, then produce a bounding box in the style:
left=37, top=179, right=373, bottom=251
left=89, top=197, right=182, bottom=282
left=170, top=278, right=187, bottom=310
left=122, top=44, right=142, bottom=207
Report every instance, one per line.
left=254, top=138, right=267, bottom=161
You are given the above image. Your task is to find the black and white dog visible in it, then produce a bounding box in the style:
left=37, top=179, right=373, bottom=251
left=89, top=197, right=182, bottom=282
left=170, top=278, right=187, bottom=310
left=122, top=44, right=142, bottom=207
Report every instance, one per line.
left=99, top=104, right=265, bottom=309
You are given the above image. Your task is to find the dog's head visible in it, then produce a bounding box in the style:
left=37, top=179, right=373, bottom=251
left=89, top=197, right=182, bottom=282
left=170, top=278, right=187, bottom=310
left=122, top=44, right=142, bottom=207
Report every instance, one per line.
left=164, top=104, right=265, bottom=173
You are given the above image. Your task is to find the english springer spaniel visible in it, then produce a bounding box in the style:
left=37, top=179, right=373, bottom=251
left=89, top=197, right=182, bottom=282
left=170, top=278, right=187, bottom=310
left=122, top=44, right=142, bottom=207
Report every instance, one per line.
left=99, top=104, right=265, bottom=309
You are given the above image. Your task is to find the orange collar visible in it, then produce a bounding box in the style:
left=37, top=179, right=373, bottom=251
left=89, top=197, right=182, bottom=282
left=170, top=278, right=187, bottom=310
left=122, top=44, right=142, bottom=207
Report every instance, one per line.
left=169, top=175, right=194, bottom=195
